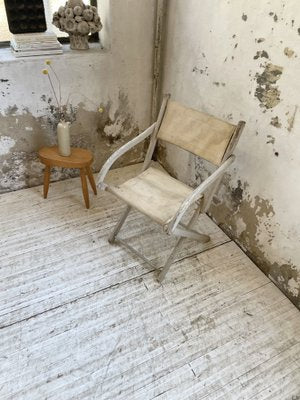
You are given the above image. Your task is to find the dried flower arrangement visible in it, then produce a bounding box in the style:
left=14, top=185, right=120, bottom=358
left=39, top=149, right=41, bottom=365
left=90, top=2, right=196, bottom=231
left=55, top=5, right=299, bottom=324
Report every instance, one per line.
left=52, top=0, right=102, bottom=50
left=42, top=58, right=104, bottom=156
left=42, top=59, right=104, bottom=121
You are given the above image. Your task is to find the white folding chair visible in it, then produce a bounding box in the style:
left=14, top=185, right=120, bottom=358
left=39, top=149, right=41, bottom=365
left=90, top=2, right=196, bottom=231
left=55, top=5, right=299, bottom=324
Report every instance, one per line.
left=97, top=95, right=245, bottom=281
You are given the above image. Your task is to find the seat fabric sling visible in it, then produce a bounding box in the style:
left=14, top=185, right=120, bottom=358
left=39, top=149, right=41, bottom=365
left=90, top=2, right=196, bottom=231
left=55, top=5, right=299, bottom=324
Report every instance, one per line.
left=157, top=100, right=236, bottom=166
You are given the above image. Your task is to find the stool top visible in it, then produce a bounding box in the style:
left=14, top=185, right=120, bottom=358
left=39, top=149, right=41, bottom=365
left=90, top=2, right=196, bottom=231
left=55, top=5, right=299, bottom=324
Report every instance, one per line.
left=39, top=146, right=93, bottom=168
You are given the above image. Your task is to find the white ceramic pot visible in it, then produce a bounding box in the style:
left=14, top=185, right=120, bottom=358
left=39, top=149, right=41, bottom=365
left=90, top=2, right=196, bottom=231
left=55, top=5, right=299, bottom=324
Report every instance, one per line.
left=57, top=120, right=71, bottom=156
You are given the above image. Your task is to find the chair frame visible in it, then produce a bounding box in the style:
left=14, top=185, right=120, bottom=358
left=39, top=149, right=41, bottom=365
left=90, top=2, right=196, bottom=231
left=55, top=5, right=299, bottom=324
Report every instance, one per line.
left=97, top=95, right=245, bottom=281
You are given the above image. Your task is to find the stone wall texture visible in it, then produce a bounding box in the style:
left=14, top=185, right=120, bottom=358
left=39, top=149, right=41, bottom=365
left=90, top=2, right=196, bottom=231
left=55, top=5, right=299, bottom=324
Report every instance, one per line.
left=159, top=0, right=300, bottom=307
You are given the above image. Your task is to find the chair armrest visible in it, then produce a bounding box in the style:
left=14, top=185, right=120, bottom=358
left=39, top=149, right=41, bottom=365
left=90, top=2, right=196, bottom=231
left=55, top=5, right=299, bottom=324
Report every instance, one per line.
left=97, top=123, right=156, bottom=190
left=166, top=155, right=236, bottom=233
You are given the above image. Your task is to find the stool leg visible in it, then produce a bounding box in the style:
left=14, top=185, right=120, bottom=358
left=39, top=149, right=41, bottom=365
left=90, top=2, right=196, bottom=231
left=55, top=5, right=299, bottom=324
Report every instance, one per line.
left=80, top=168, right=90, bottom=209
left=86, top=166, right=97, bottom=195
left=43, top=166, right=51, bottom=199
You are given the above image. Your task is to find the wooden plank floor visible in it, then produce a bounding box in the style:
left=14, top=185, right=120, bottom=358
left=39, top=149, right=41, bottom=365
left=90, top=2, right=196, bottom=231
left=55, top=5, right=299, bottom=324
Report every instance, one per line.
left=0, top=163, right=299, bottom=400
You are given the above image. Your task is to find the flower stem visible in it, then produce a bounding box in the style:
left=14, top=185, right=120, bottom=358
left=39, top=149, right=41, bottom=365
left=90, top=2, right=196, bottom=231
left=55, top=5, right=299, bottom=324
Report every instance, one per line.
left=49, top=64, right=62, bottom=108
left=47, top=74, right=60, bottom=112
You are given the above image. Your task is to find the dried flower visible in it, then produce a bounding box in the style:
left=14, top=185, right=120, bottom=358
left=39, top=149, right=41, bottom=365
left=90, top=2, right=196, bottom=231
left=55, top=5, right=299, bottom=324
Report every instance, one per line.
left=52, top=1, right=102, bottom=39
left=53, top=19, right=60, bottom=28
left=58, top=6, right=65, bottom=17
left=88, top=22, right=97, bottom=34
left=74, top=6, right=83, bottom=16
left=65, top=19, right=76, bottom=33
left=83, top=9, right=93, bottom=22
left=68, top=0, right=84, bottom=7
left=42, top=62, right=62, bottom=119
left=59, top=17, right=65, bottom=31
left=65, top=8, right=74, bottom=19
left=42, top=60, right=102, bottom=122
left=77, top=21, right=89, bottom=35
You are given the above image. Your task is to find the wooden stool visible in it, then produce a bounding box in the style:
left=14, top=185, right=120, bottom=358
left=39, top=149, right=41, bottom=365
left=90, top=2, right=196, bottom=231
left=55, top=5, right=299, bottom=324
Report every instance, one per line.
left=38, top=146, right=97, bottom=209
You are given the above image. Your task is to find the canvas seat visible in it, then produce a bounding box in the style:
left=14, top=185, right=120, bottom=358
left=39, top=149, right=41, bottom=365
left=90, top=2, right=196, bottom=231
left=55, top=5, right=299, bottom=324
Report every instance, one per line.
left=108, top=167, right=194, bottom=226
left=97, top=94, right=245, bottom=281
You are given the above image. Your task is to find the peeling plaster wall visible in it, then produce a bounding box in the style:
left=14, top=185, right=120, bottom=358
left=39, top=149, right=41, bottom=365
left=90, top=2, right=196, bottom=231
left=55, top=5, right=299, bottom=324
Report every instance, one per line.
left=160, top=0, right=300, bottom=307
left=0, top=0, right=156, bottom=192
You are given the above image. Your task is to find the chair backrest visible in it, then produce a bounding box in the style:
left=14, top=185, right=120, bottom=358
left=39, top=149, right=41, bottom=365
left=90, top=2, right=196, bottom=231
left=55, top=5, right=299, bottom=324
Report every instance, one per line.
left=157, top=100, right=244, bottom=166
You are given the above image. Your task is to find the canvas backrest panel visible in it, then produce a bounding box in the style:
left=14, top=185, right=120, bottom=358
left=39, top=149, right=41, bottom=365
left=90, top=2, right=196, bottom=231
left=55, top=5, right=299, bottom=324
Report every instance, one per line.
left=157, top=100, right=237, bottom=165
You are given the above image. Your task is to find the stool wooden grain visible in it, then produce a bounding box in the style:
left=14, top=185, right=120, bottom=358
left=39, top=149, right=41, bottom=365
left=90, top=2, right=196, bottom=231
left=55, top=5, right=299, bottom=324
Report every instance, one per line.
left=38, top=146, right=97, bottom=209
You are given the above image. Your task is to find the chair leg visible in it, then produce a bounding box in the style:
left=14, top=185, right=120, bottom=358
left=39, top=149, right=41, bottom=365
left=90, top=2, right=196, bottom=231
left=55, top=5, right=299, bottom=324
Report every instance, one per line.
left=80, top=168, right=90, bottom=209
left=174, top=224, right=210, bottom=243
left=158, top=237, right=184, bottom=282
left=158, top=204, right=204, bottom=282
left=43, top=166, right=51, bottom=199
left=86, top=166, right=97, bottom=195
left=108, top=205, right=131, bottom=244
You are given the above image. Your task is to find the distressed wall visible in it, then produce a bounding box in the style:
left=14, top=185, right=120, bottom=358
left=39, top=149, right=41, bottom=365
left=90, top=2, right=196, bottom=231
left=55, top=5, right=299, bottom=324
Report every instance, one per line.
left=0, top=0, right=156, bottom=192
left=160, top=0, right=300, bottom=307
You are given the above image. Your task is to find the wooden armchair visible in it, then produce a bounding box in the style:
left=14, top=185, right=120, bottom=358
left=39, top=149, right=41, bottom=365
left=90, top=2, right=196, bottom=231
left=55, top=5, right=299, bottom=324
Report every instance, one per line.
left=97, top=95, right=245, bottom=281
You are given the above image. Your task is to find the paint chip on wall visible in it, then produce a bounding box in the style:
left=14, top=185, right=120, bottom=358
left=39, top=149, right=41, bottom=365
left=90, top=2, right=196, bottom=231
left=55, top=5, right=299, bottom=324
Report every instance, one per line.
left=255, top=63, right=283, bottom=109
left=0, top=136, right=16, bottom=156
left=284, top=47, right=295, bottom=58
left=253, top=50, right=269, bottom=60
left=270, top=116, right=281, bottom=128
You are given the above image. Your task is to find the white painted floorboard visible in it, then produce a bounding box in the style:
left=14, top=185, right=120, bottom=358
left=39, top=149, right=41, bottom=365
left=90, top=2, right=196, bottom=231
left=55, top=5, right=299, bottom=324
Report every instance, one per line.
left=0, top=163, right=299, bottom=400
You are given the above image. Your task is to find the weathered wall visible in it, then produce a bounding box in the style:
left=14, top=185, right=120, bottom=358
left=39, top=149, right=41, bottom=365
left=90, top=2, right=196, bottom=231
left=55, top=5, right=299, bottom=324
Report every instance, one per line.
left=160, top=0, right=300, bottom=307
left=0, top=0, right=156, bottom=192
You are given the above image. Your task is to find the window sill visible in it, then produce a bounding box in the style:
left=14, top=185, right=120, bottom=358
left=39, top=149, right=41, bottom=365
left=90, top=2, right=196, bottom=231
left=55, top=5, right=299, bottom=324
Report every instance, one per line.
left=0, top=42, right=106, bottom=64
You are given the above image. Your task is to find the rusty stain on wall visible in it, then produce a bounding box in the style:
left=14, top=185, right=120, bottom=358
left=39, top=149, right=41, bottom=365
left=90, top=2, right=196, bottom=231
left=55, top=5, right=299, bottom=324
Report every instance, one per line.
left=255, top=63, right=283, bottom=109
left=209, top=178, right=300, bottom=308
left=266, top=135, right=275, bottom=144
left=213, top=82, right=226, bottom=87
left=253, top=50, right=269, bottom=60
left=269, top=12, right=278, bottom=23
left=270, top=116, right=282, bottom=128
left=284, top=47, right=295, bottom=58
left=159, top=142, right=300, bottom=308
left=0, top=91, right=143, bottom=194
left=0, top=78, right=10, bottom=97
left=192, top=66, right=209, bottom=76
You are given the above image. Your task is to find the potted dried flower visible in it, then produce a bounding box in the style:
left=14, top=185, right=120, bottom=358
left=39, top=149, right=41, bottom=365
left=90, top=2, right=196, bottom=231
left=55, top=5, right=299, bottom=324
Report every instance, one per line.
left=52, top=0, right=102, bottom=50
left=42, top=60, right=103, bottom=156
